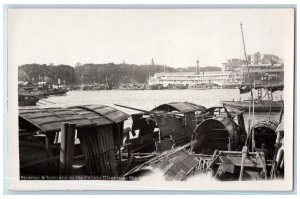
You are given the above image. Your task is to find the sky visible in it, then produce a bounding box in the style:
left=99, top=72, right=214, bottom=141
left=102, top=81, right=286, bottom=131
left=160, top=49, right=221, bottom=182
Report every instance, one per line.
left=8, top=9, right=294, bottom=68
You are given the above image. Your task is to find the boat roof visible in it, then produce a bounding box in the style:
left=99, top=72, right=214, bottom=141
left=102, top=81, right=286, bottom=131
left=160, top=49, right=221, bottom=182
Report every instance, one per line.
left=254, top=120, right=279, bottom=132
left=152, top=102, right=206, bottom=113
left=69, top=104, right=130, bottom=124
left=19, top=104, right=130, bottom=133
left=19, top=107, right=95, bottom=133
left=222, top=104, right=244, bottom=116
left=276, top=122, right=284, bottom=132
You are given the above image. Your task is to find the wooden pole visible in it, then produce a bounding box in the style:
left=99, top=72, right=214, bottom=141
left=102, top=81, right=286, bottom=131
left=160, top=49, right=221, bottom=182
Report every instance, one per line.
left=239, top=146, right=248, bottom=181
left=59, top=122, right=76, bottom=176
left=279, top=101, right=284, bottom=123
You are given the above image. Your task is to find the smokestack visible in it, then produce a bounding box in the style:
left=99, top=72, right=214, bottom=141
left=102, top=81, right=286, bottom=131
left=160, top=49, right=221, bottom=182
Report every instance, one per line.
left=196, top=60, right=199, bottom=74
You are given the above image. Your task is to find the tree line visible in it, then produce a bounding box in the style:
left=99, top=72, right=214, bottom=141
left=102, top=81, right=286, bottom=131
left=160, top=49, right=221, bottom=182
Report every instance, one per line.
left=18, top=63, right=221, bottom=85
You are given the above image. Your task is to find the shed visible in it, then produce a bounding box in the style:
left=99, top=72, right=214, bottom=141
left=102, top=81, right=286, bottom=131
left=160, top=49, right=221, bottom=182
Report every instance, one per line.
left=19, top=104, right=130, bottom=177
left=19, top=107, right=96, bottom=176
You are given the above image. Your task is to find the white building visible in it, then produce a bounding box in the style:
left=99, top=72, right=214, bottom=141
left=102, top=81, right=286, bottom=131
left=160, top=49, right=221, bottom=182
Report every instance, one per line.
left=149, top=71, right=243, bottom=87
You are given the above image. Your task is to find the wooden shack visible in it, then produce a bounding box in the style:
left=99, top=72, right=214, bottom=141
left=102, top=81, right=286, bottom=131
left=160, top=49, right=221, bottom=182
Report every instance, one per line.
left=18, top=104, right=129, bottom=179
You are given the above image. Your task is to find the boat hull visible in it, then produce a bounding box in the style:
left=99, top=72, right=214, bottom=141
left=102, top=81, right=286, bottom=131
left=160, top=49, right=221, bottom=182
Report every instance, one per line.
left=222, top=100, right=283, bottom=112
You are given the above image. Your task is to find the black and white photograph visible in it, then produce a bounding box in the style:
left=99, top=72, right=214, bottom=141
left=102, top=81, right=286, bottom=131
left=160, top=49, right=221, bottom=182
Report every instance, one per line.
left=6, top=7, right=295, bottom=191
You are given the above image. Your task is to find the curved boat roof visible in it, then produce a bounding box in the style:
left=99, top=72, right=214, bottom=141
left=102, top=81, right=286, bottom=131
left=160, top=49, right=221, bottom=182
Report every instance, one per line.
left=19, top=104, right=130, bottom=133
left=254, top=120, right=279, bottom=132
left=195, top=117, right=236, bottom=136
left=276, top=122, right=284, bottom=132
left=152, top=102, right=206, bottom=113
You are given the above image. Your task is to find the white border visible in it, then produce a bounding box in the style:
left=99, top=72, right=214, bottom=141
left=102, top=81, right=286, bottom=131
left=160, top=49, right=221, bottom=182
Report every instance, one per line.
left=2, top=2, right=296, bottom=194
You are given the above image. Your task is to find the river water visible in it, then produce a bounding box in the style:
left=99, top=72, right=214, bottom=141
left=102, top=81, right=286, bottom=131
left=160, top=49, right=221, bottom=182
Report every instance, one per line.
left=38, top=89, right=283, bottom=129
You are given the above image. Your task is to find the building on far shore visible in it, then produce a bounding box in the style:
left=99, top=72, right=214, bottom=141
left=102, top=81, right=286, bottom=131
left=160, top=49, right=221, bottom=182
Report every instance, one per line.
left=148, top=52, right=284, bottom=89
left=149, top=71, right=243, bottom=88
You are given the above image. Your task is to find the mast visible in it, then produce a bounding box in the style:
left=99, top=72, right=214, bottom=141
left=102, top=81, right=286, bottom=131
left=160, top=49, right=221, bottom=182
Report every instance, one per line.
left=240, top=23, right=250, bottom=84
left=240, top=23, right=255, bottom=152
left=252, top=80, right=255, bottom=151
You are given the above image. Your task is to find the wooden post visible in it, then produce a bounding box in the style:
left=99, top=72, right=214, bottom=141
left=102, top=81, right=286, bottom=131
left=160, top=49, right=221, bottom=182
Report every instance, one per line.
left=66, top=123, right=76, bottom=174
left=127, top=143, right=131, bottom=162
left=239, top=146, right=248, bottom=181
left=257, top=152, right=268, bottom=180
left=59, top=123, right=68, bottom=175
left=185, top=112, right=196, bottom=135
left=45, top=135, right=50, bottom=151
left=54, top=132, right=59, bottom=144
left=158, top=130, right=162, bottom=143
left=116, top=123, right=122, bottom=175
left=59, top=122, right=76, bottom=176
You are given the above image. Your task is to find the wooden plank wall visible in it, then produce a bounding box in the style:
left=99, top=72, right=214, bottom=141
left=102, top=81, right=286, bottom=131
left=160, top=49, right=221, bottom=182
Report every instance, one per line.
left=156, top=116, right=186, bottom=137
left=184, top=112, right=196, bottom=135
left=78, top=125, right=117, bottom=176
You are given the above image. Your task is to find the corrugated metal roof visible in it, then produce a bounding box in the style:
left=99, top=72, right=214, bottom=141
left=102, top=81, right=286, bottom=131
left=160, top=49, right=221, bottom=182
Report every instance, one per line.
left=19, top=107, right=95, bottom=133
left=152, top=102, right=206, bottom=113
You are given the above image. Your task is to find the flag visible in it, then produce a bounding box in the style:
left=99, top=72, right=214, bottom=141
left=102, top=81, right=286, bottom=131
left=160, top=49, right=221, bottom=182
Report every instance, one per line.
left=239, top=84, right=251, bottom=94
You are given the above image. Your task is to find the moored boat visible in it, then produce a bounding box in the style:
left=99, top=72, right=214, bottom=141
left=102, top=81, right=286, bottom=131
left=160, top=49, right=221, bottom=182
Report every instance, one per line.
left=222, top=83, right=284, bottom=112
left=147, top=83, right=166, bottom=90
left=189, top=83, right=209, bottom=90
left=18, top=95, right=40, bottom=106
left=221, top=99, right=283, bottom=112
left=167, top=84, right=188, bottom=89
